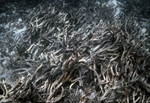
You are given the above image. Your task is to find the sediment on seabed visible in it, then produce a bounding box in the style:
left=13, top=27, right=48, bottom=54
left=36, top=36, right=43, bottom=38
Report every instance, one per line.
left=0, top=0, right=150, bottom=103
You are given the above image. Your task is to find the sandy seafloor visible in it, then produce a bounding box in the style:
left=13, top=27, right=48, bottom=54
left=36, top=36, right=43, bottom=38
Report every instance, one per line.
left=0, top=0, right=149, bottom=86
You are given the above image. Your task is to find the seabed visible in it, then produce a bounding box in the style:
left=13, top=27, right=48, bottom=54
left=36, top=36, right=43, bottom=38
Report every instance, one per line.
left=0, top=0, right=150, bottom=103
